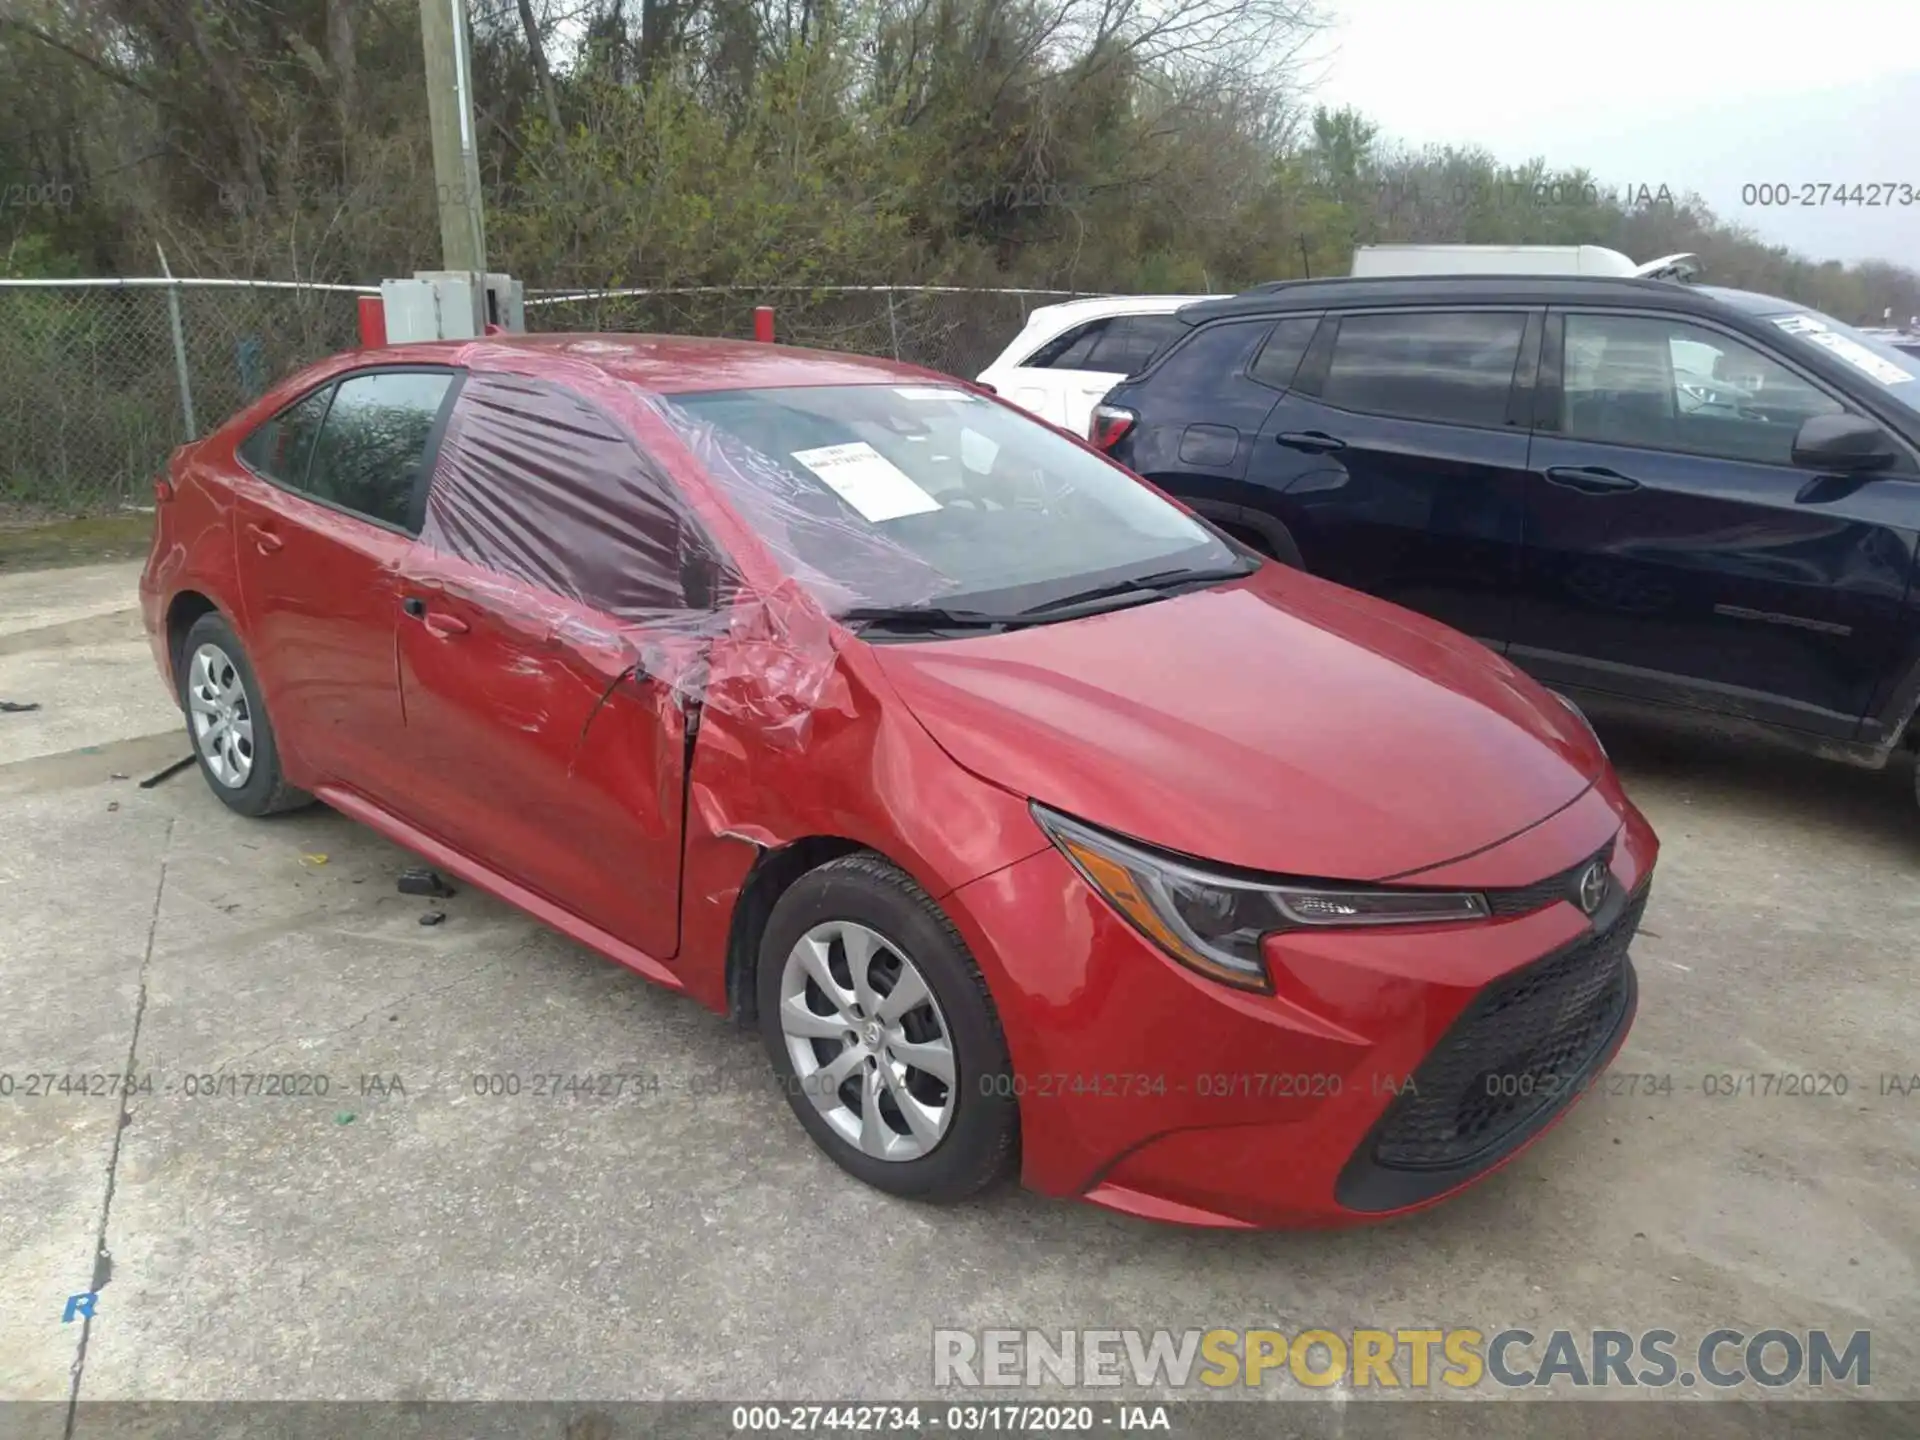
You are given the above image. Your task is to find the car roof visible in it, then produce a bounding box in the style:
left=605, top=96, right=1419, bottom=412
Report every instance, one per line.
left=341, top=333, right=951, bottom=394
left=1692, top=285, right=1804, bottom=316
left=1177, top=275, right=1755, bottom=323
left=1019, top=294, right=1217, bottom=326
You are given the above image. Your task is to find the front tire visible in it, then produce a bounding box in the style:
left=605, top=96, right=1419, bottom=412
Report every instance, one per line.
left=757, top=853, right=1019, bottom=1202
left=177, top=612, right=311, bottom=817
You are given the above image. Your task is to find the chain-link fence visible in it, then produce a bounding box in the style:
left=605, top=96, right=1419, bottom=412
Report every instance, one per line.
left=524, top=285, right=1096, bottom=380
left=0, top=280, right=1102, bottom=521
left=0, top=280, right=370, bottom=520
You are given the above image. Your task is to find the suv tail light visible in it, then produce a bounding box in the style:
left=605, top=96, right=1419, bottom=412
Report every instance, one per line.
left=1089, top=404, right=1137, bottom=452
left=153, top=476, right=175, bottom=504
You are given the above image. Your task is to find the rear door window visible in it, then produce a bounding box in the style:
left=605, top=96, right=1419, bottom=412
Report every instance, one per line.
left=1320, top=311, right=1528, bottom=427
left=301, top=370, right=457, bottom=532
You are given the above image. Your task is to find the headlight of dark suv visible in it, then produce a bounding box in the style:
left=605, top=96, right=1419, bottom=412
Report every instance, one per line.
left=1032, top=805, right=1490, bottom=992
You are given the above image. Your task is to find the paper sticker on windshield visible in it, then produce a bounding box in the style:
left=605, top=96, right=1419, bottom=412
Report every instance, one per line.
left=792, top=442, right=942, bottom=522
left=1772, top=314, right=1916, bottom=385
left=893, top=386, right=974, bottom=401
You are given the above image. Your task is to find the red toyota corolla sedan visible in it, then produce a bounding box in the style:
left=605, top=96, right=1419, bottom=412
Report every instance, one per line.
left=140, top=335, right=1657, bottom=1228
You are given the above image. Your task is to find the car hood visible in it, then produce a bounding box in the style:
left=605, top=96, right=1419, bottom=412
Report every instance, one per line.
left=868, top=567, right=1607, bottom=881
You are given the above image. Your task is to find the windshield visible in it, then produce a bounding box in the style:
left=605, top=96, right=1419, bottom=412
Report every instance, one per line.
left=1762, top=306, right=1920, bottom=419
left=654, top=383, right=1239, bottom=615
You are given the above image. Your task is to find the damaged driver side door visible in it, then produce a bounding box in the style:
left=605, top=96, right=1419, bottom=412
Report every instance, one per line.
left=393, top=371, right=725, bottom=962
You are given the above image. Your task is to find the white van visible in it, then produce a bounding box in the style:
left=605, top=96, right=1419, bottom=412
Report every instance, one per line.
left=1351, top=244, right=1699, bottom=281
left=975, top=295, right=1221, bottom=437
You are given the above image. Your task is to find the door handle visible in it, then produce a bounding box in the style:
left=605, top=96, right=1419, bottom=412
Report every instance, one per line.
left=245, top=522, right=283, bottom=554
left=1276, top=431, right=1347, bottom=454
left=1543, top=465, right=1641, bottom=495
left=422, top=611, right=469, bottom=639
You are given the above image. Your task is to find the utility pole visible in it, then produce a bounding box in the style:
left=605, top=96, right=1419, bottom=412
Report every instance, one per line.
left=419, top=0, right=487, bottom=273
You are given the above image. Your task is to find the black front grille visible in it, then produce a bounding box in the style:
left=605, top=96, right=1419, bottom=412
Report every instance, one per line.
left=1483, top=839, right=1615, bottom=918
left=1367, top=887, right=1646, bottom=1173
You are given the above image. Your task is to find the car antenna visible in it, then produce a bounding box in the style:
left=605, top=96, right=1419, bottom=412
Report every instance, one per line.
left=1299, top=237, right=1312, bottom=279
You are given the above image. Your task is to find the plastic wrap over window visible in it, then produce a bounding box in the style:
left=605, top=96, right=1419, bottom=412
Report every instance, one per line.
left=417, top=368, right=850, bottom=752
left=637, top=393, right=955, bottom=614
left=422, top=370, right=732, bottom=620
left=635, top=383, right=1228, bottom=617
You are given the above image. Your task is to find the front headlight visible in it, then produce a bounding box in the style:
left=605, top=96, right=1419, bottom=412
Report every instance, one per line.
left=1032, top=805, right=1490, bottom=992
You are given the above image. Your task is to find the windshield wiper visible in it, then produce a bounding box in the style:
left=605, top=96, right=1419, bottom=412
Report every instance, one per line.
left=837, top=604, right=1020, bottom=633
left=1016, top=560, right=1259, bottom=617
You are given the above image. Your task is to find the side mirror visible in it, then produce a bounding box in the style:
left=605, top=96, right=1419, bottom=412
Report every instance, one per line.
left=1791, top=414, right=1899, bottom=472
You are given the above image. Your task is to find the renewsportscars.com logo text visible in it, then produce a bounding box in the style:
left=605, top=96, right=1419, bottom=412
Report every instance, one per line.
left=932, top=1328, right=1871, bottom=1392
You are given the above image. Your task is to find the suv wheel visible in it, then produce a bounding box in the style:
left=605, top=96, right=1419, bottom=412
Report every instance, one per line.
left=178, top=612, right=312, bottom=817
left=757, top=853, right=1019, bottom=1202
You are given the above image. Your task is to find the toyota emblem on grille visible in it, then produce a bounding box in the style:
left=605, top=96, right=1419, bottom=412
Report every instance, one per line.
left=1576, top=861, right=1609, bottom=915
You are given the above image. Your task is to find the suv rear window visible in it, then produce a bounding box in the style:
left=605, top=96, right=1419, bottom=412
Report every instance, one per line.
left=1321, top=311, right=1527, bottom=427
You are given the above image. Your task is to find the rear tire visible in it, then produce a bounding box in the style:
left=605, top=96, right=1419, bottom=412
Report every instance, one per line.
left=177, top=612, right=312, bottom=818
left=757, top=853, right=1019, bottom=1202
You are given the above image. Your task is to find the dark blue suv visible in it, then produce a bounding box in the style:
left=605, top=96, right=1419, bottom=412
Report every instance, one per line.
left=1094, top=275, right=1920, bottom=805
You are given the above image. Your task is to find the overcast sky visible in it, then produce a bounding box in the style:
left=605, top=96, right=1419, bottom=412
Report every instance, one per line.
left=1308, top=0, right=1920, bottom=267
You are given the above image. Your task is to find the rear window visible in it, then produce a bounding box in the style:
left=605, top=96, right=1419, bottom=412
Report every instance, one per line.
left=1320, top=311, right=1528, bottom=427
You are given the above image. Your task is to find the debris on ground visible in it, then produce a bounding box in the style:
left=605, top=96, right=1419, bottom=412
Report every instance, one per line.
left=106, top=801, right=120, bottom=812
left=137, top=755, right=196, bottom=789
left=110, top=772, right=129, bottom=781
left=300, top=853, right=329, bottom=867
left=397, top=866, right=456, bottom=898
left=419, top=909, right=447, bottom=927
left=0, top=700, right=42, bottom=713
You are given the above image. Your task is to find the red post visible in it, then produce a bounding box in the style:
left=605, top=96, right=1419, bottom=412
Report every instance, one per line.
left=753, top=305, right=775, bottom=343
left=357, top=295, right=387, bottom=349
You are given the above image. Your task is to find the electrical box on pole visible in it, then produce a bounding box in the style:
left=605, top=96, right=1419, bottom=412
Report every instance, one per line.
left=376, top=271, right=524, bottom=343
